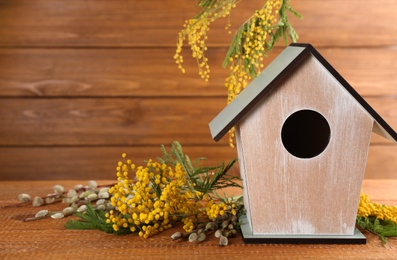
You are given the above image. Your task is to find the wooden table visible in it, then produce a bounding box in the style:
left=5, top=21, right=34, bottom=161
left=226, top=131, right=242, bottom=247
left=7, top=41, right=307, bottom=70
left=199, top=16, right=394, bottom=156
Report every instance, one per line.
left=1, top=180, right=397, bottom=259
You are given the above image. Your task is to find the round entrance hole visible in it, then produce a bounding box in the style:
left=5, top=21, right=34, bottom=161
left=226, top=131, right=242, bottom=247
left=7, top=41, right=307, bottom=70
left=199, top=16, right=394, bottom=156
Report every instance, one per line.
left=281, top=109, right=331, bottom=159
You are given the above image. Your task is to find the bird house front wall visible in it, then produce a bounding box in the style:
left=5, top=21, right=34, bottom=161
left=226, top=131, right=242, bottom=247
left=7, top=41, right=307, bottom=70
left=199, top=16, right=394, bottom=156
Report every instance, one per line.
left=236, top=55, right=374, bottom=235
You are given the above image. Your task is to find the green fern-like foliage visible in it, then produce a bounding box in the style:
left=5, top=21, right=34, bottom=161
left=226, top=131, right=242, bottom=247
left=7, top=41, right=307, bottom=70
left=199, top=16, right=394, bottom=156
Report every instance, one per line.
left=356, top=216, right=397, bottom=243
left=64, top=204, right=131, bottom=235
left=157, top=141, right=241, bottom=200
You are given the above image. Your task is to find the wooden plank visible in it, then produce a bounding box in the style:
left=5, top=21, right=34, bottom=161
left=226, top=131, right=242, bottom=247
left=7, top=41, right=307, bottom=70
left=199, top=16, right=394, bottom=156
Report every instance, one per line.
left=366, top=145, right=397, bottom=179
left=0, top=48, right=230, bottom=97
left=1, top=47, right=397, bottom=98
left=0, top=97, right=229, bottom=146
left=320, top=48, right=397, bottom=97
left=0, top=144, right=395, bottom=180
left=0, top=0, right=236, bottom=47
left=361, top=179, right=397, bottom=201
left=0, top=97, right=394, bottom=146
left=0, top=145, right=239, bottom=180
left=1, top=0, right=397, bottom=47
left=288, top=0, right=397, bottom=47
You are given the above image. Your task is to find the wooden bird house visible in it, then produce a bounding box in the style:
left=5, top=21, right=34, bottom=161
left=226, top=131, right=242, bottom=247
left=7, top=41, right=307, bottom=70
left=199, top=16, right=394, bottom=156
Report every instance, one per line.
left=209, top=43, right=397, bottom=244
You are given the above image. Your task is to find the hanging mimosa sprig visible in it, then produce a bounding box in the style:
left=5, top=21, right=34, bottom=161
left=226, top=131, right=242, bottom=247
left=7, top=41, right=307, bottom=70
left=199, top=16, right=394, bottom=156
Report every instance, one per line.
left=174, top=0, right=302, bottom=147
left=223, top=0, right=301, bottom=103
left=174, top=0, right=301, bottom=93
left=174, top=0, right=241, bottom=82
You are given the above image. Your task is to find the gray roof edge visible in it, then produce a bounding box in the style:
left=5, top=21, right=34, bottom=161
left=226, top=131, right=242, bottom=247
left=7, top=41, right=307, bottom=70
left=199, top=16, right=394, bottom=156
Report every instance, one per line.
left=209, top=43, right=397, bottom=143
left=301, top=43, right=397, bottom=143
left=209, top=45, right=308, bottom=141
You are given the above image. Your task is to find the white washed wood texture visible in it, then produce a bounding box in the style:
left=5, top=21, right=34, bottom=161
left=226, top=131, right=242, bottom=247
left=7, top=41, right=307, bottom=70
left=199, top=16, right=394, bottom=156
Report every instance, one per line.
left=237, top=56, right=374, bottom=235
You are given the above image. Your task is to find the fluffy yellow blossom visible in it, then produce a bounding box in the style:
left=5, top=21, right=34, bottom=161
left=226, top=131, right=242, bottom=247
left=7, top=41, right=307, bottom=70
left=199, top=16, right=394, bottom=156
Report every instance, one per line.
left=105, top=145, right=242, bottom=238
left=357, top=192, right=397, bottom=224
left=106, top=153, right=204, bottom=237
left=205, top=199, right=237, bottom=220
left=174, top=0, right=239, bottom=81
left=174, top=1, right=301, bottom=147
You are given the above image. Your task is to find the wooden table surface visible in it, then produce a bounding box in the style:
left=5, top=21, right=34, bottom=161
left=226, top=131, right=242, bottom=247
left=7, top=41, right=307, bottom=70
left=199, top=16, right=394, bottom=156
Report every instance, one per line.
left=1, top=179, right=397, bottom=259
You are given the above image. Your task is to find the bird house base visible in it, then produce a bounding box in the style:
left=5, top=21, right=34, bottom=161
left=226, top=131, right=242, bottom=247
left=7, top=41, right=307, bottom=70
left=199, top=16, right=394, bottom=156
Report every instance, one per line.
left=239, top=215, right=366, bottom=244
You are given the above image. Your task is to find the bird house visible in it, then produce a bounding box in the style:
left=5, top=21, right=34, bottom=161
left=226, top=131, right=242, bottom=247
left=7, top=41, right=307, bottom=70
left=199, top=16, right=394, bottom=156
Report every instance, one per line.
left=209, top=43, right=397, bottom=244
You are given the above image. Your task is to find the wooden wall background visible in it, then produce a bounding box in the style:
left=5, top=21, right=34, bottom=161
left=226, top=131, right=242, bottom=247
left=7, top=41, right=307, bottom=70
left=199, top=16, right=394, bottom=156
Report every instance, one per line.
left=0, top=0, right=396, bottom=180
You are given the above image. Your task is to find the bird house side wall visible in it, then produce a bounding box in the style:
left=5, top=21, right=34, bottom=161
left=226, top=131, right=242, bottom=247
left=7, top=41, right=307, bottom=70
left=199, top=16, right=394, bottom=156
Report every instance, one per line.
left=235, top=126, right=253, bottom=229
left=236, top=55, right=374, bottom=235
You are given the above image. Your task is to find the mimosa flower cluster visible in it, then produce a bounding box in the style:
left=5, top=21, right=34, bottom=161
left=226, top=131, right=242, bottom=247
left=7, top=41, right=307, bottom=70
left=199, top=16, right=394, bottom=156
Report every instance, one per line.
left=357, top=192, right=397, bottom=224
left=174, top=0, right=301, bottom=147
left=106, top=157, right=203, bottom=238
left=225, top=0, right=282, bottom=104
left=103, top=141, right=243, bottom=243
left=174, top=0, right=239, bottom=82
left=15, top=142, right=242, bottom=245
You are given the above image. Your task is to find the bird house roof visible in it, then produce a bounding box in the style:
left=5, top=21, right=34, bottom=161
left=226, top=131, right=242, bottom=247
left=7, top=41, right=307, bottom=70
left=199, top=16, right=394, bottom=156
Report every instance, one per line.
left=209, top=43, right=397, bottom=143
